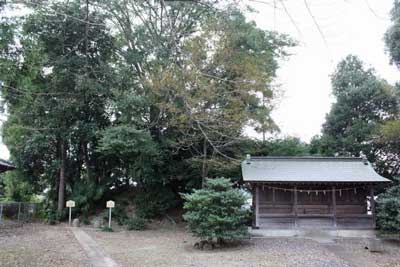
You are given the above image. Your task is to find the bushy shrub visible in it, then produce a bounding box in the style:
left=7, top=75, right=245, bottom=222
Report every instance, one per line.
left=134, top=186, right=178, bottom=219
left=100, top=205, right=127, bottom=226
left=182, top=177, right=249, bottom=245
left=112, top=205, right=128, bottom=226
left=46, top=209, right=59, bottom=225
left=82, top=217, right=90, bottom=225
left=71, top=179, right=104, bottom=215
left=377, top=178, right=400, bottom=232
left=126, top=216, right=147, bottom=231
left=1, top=171, right=33, bottom=202
left=101, top=226, right=113, bottom=232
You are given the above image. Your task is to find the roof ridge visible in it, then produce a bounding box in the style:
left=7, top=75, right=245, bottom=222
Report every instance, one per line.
left=248, top=156, right=362, bottom=161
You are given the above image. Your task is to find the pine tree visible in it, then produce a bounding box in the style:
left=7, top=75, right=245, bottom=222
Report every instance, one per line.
left=182, top=177, right=248, bottom=247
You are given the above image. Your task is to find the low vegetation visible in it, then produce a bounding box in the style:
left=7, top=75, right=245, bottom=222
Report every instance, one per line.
left=182, top=178, right=249, bottom=248
left=126, top=216, right=147, bottom=231
left=377, top=178, right=400, bottom=232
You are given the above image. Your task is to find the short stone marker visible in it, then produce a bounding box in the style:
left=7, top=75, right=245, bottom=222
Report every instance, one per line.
left=72, top=218, right=80, bottom=227
left=66, top=200, right=75, bottom=226
left=106, top=200, right=115, bottom=228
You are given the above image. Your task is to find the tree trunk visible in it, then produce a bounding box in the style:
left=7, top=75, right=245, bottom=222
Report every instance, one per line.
left=201, top=138, right=207, bottom=187
left=57, top=140, right=67, bottom=214
left=149, top=105, right=161, bottom=140
left=82, top=142, right=92, bottom=180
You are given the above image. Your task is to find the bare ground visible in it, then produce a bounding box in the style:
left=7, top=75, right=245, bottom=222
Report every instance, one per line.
left=0, top=224, right=88, bottom=267
left=2, top=223, right=400, bottom=267
left=84, top=224, right=400, bottom=267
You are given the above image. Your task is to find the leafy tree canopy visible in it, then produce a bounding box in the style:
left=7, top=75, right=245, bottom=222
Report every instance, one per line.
left=315, top=55, right=398, bottom=175
left=0, top=0, right=294, bottom=218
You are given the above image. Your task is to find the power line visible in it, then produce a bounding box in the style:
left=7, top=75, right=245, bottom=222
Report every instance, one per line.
left=278, top=0, right=302, bottom=37
left=303, top=0, right=328, bottom=48
left=363, top=0, right=387, bottom=20
left=249, top=0, right=282, bottom=10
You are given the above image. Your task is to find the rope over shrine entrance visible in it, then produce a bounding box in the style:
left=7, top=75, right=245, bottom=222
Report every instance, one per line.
left=261, top=185, right=368, bottom=197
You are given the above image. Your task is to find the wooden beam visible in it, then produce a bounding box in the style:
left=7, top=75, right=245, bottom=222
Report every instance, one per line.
left=332, top=186, right=337, bottom=227
left=370, top=186, right=376, bottom=228
left=255, top=184, right=260, bottom=228
left=272, top=188, right=276, bottom=205
left=294, top=185, right=298, bottom=228
left=252, top=184, right=256, bottom=228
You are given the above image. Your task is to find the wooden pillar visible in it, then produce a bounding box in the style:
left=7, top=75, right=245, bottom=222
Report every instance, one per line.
left=255, top=184, right=260, bottom=228
left=332, top=186, right=337, bottom=228
left=252, top=184, right=256, bottom=228
left=294, top=185, right=298, bottom=228
left=370, top=186, right=376, bottom=228
left=272, top=188, right=276, bottom=205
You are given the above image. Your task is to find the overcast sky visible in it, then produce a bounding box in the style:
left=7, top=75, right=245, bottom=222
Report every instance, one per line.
left=0, top=1, right=398, bottom=159
left=245, top=0, right=399, bottom=142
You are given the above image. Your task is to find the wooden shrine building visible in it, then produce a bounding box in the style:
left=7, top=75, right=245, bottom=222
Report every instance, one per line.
left=0, top=159, right=15, bottom=173
left=242, top=156, right=390, bottom=229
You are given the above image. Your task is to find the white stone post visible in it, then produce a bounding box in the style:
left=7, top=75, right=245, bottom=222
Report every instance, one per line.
left=66, top=200, right=75, bottom=226
left=106, top=200, right=115, bottom=228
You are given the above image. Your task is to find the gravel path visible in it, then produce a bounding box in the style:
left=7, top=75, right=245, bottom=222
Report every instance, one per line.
left=84, top=225, right=354, bottom=267
left=72, top=228, right=118, bottom=267
left=0, top=224, right=88, bottom=267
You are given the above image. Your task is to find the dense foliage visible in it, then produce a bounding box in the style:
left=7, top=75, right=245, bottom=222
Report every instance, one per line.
left=126, top=216, right=147, bottom=231
left=312, top=55, right=399, bottom=176
left=377, top=178, right=400, bottom=232
left=385, top=0, right=400, bottom=68
left=182, top=178, right=248, bottom=244
left=0, top=1, right=293, bottom=218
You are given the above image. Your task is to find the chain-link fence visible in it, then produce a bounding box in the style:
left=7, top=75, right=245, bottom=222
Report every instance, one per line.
left=0, top=202, right=36, bottom=228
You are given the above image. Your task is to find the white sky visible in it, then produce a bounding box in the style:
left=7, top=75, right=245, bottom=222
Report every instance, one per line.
left=0, top=0, right=398, bottom=159
left=245, top=0, right=399, bottom=142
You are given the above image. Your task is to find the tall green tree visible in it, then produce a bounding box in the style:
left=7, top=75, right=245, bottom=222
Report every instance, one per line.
left=100, top=1, right=294, bottom=190
left=374, top=1, right=400, bottom=176
left=1, top=1, right=294, bottom=218
left=316, top=55, right=398, bottom=173
left=385, top=0, right=400, bottom=68
left=1, top=1, right=116, bottom=213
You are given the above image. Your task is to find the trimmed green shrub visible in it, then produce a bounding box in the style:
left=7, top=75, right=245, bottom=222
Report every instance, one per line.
left=126, top=216, right=147, bottom=231
left=377, top=178, right=400, bottom=232
left=182, top=177, right=249, bottom=245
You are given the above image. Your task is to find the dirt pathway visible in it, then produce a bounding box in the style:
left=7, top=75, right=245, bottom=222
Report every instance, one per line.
left=72, top=228, right=119, bottom=267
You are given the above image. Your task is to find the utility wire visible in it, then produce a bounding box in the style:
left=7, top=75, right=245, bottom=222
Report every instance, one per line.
left=249, top=0, right=282, bottom=10
left=303, top=0, right=328, bottom=48
left=363, top=0, right=387, bottom=20
left=278, top=0, right=302, bottom=37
